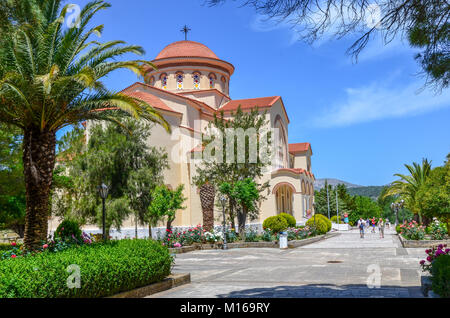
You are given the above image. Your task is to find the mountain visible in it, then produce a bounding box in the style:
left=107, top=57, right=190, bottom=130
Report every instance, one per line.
left=347, top=186, right=385, bottom=200
left=314, top=178, right=362, bottom=190
left=314, top=178, right=385, bottom=200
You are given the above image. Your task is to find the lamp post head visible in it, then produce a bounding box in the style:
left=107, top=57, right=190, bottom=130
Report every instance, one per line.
left=219, top=195, right=227, bottom=208
left=98, top=183, right=109, bottom=199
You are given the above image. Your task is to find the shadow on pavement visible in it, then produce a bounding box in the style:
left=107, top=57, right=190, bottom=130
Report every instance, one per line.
left=216, top=283, right=421, bottom=298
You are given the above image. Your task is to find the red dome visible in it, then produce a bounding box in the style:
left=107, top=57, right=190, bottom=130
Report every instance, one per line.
left=155, top=40, right=219, bottom=60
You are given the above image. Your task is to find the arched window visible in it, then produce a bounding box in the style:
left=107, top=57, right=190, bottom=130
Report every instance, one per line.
left=176, top=72, right=183, bottom=90
left=208, top=73, right=216, bottom=89
left=274, top=116, right=287, bottom=169
left=193, top=72, right=201, bottom=90
left=148, top=76, right=155, bottom=86
left=160, top=73, right=167, bottom=89
left=275, top=184, right=293, bottom=215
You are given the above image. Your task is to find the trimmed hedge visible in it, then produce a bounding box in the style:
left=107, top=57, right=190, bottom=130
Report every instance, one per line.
left=0, top=243, right=19, bottom=251
left=0, top=239, right=172, bottom=298
left=55, top=219, right=82, bottom=241
left=262, top=215, right=288, bottom=233
left=279, top=213, right=296, bottom=227
left=431, top=254, right=450, bottom=298
left=306, top=214, right=332, bottom=234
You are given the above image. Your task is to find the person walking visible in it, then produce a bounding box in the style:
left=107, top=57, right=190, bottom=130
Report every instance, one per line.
left=358, top=218, right=365, bottom=238
left=386, top=218, right=390, bottom=229
left=371, top=217, right=376, bottom=233
left=378, top=218, right=385, bottom=238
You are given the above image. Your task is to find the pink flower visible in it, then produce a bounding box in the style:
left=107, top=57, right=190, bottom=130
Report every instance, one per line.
left=174, top=242, right=181, bottom=248
left=427, top=256, right=432, bottom=262
left=419, top=260, right=425, bottom=265
left=43, top=244, right=48, bottom=249
left=11, top=242, right=16, bottom=247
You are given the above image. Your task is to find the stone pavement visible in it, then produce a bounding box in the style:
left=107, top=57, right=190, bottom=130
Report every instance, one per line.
left=149, top=228, right=426, bottom=298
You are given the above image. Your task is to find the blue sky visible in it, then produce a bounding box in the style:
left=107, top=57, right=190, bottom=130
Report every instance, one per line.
left=65, top=0, right=450, bottom=186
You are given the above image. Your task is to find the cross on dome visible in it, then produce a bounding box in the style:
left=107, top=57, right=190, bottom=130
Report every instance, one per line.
left=180, top=25, right=191, bottom=41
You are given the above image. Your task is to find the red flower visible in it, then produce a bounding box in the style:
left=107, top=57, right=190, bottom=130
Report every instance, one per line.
left=11, top=255, right=16, bottom=258
left=11, top=242, right=16, bottom=247
left=43, top=244, right=48, bottom=249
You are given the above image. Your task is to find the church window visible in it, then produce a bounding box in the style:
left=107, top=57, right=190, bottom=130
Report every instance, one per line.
left=193, top=72, right=200, bottom=89
left=176, top=72, right=183, bottom=90
left=208, top=73, right=216, bottom=89
left=160, top=73, right=167, bottom=89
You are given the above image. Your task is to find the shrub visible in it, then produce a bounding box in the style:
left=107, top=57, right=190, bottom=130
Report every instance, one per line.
left=396, top=224, right=402, bottom=233
left=331, top=216, right=341, bottom=224
left=0, top=239, right=172, bottom=298
left=431, top=254, right=450, bottom=298
left=420, top=244, right=450, bottom=274
left=0, top=243, right=21, bottom=251
left=225, top=229, right=238, bottom=243
left=306, top=215, right=330, bottom=234
left=262, top=215, right=289, bottom=233
left=399, top=221, right=426, bottom=240
left=55, top=220, right=82, bottom=242
left=279, top=213, right=296, bottom=227
left=427, top=221, right=447, bottom=240
left=261, top=229, right=274, bottom=242
left=245, top=229, right=259, bottom=242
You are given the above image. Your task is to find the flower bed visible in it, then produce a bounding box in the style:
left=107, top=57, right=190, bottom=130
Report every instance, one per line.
left=419, top=244, right=450, bottom=298
left=0, top=239, right=172, bottom=298
left=168, top=232, right=340, bottom=254
left=397, top=220, right=450, bottom=248
left=160, top=225, right=320, bottom=248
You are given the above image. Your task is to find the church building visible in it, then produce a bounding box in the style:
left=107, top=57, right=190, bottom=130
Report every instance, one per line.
left=87, top=40, right=316, bottom=233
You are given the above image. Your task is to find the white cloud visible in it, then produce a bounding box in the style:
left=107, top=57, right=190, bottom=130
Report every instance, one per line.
left=312, top=78, right=450, bottom=128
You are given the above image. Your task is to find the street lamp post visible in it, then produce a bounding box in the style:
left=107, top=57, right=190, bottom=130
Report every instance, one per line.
left=98, top=183, right=109, bottom=241
left=220, top=195, right=228, bottom=250
left=326, top=181, right=330, bottom=219
left=390, top=199, right=404, bottom=227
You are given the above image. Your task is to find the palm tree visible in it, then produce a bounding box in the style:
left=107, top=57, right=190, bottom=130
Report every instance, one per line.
left=0, top=0, right=169, bottom=249
left=384, top=158, right=432, bottom=224
left=199, top=182, right=215, bottom=232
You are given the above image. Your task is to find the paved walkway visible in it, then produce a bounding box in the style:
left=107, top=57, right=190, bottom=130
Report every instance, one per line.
left=149, top=228, right=425, bottom=298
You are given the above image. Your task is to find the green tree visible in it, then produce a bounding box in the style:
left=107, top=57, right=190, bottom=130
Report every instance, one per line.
left=147, top=185, right=186, bottom=232
left=348, top=196, right=382, bottom=225
left=0, top=124, right=25, bottom=237
left=219, top=178, right=260, bottom=240
left=0, top=0, right=169, bottom=249
left=194, top=106, right=271, bottom=231
left=416, top=160, right=450, bottom=235
left=209, top=0, right=449, bottom=90
left=314, top=182, right=351, bottom=219
left=53, top=119, right=168, bottom=238
left=384, top=158, right=432, bottom=224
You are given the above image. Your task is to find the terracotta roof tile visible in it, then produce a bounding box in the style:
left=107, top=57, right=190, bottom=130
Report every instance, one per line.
left=289, top=142, right=311, bottom=154
left=122, top=90, right=181, bottom=114
left=155, top=41, right=219, bottom=60
left=219, top=96, right=280, bottom=112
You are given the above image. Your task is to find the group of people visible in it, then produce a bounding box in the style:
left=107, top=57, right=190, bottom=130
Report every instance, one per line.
left=357, top=217, right=390, bottom=239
